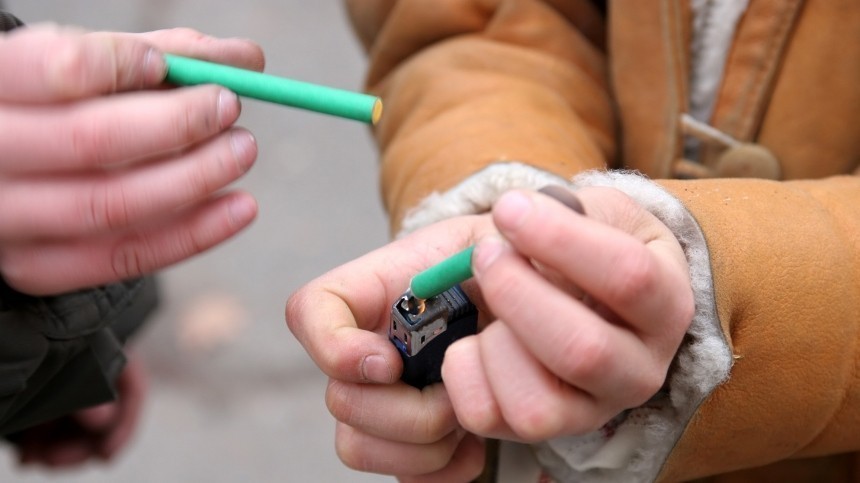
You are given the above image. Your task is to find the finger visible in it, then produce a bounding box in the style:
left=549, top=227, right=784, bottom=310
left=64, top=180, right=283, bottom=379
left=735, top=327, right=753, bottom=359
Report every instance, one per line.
left=73, top=402, right=119, bottom=432
left=125, top=28, right=265, bottom=71
left=13, top=419, right=97, bottom=468
left=0, top=191, right=257, bottom=295
left=472, top=236, right=664, bottom=407
left=441, top=336, right=510, bottom=439
left=0, top=84, right=240, bottom=173
left=326, top=379, right=457, bottom=444
left=478, top=322, right=613, bottom=440
left=491, top=189, right=692, bottom=343
left=0, top=24, right=166, bottom=103
left=399, top=433, right=486, bottom=483
left=287, top=284, right=402, bottom=384
left=0, top=128, right=256, bottom=239
left=14, top=421, right=57, bottom=465
left=98, top=353, right=148, bottom=459
left=335, top=422, right=464, bottom=476
left=35, top=439, right=96, bottom=468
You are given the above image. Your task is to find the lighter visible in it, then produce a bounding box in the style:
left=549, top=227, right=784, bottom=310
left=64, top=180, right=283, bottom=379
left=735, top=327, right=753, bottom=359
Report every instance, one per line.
left=389, top=285, right=477, bottom=388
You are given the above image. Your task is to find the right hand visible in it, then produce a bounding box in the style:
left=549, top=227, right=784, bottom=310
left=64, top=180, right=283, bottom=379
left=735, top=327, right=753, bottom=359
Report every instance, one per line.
left=0, top=25, right=265, bottom=295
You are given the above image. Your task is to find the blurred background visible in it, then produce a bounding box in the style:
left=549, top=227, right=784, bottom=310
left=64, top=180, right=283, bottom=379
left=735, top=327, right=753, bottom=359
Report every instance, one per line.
left=1, top=1, right=391, bottom=481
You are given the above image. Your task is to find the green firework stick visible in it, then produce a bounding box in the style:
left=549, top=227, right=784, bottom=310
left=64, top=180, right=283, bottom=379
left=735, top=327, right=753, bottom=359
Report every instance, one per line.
left=410, top=245, right=476, bottom=300
left=163, top=54, right=383, bottom=124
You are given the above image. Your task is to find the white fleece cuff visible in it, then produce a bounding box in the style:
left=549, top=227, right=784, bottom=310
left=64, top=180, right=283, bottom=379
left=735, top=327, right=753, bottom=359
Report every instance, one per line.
left=399, top=162, right=733, bottom=483
left=397, top=163, right=569, bottom=237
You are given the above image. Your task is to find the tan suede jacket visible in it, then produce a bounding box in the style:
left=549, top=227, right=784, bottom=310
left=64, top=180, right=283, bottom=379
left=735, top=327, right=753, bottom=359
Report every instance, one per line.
left=345, top=0, right=860, bottom=481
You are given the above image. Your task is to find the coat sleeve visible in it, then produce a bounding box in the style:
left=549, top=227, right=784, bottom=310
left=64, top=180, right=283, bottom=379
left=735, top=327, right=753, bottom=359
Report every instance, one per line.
left=344, top=0, right=615, bottom=234
left=0, top=277, right=159, bottom=436
left=655, top=175, right=860, bottom=481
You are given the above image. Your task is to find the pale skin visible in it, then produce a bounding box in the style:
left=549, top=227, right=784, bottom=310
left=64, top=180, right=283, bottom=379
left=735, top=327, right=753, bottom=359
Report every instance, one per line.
left=287, top=187, right=695, bottom=481
left=0, top=24, right=265, bottom=296
left=0, top=24, right=264, bottom=466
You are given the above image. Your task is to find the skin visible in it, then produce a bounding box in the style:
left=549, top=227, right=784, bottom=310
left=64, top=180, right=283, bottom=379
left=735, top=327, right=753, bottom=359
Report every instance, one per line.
left=287, top=187, right=695, bottom=481
left=0, top=24, right=265, bottom=296
left=0, top=24, right=264, bottom=466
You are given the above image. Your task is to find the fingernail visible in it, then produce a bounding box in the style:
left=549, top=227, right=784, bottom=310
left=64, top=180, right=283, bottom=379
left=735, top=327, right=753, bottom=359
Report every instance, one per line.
left=143, top=48, right=167, bottom=84
left=472, top=235, right=506, bottom=276
left=361, top=355, right=392, bottom=384
left=230, top=130, right=257, bottom=172
left=218, top=89, right=240, bottom=128
left=538, top=185, right=585, bottom=214
left=227, top=196, right=257, bottom=228
left=494, top=191, right=532, bottom=229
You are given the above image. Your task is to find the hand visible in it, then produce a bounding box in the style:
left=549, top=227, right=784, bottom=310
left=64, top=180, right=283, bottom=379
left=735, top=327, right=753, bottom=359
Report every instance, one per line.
left=287, top=186, right=694, bottom=481
left=442, top=187, right=694, bottom=442
left=287, top=215, right=496, bottom=482
left=11, top=353, right=148, bottom=468
left=0, top=25, right=265, bottom=295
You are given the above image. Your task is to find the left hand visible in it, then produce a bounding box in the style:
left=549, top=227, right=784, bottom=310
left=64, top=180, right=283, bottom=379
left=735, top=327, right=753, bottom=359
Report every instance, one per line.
left=11, top=353, right=147, bottom=467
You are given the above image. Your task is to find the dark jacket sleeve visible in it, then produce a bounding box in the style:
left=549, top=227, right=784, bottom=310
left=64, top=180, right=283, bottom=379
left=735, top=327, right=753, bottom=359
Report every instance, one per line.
left=0, top=278, right=159, bottom=435
left=0, top=10, right=24, bottom=31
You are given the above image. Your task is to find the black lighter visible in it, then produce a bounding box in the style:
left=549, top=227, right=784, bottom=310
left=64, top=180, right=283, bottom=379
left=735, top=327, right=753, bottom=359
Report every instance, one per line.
left=389, top=285, right=478, bottom=389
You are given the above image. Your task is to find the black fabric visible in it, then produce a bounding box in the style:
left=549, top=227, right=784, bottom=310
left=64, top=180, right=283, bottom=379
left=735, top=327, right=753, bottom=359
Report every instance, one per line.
left=0, top=278, right=159, bottom=435
left=0, top=11, right=24, bottom=32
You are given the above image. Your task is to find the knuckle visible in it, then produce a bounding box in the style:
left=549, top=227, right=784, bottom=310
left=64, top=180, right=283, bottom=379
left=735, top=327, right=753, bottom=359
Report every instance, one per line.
left=68, top=115, right=111, bottom=167
left=173, top=226, right=207, bottom=262
left=187, top=157, right=221, bottom=197
left=507, top=410, right=550, bottom=442
left=558, top=330, right=610, bottom=383
left=456, top=396, right=504, bottom=437
left=628, top=368, right=665, bottom=406
left=506, top=394, right=567, bottom=442
left=333, top=434, right=367, bottom=472
left=86, top=181, right=132, bottom=232
left=412, top=404, right=453, bottom=442
left=45, top=40, right=89, bottom=98
left=47, top=32, right=119, bottom=98
left=325, top=380, right=361, bottom=425
left=171, top=87, right=222, bottom=143
left=606, top=248, right=656, bottom=306
left=110, top=239, right=146, bottom=281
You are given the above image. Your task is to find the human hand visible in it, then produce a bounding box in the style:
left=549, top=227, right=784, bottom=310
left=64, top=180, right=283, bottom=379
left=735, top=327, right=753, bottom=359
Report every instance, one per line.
left=442, top=187, right=694, bottom=442
left=11, top=353, right=147, bottom=468
left=287, top=186, right=694, bottom=481
left=0, top=25, right=265, bottom=295
left=287, top=215, right=497, bottom=482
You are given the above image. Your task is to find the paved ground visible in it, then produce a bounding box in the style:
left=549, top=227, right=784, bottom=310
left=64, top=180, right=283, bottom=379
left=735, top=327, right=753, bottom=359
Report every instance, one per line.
left=1, top=1, right=391, bottom=481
